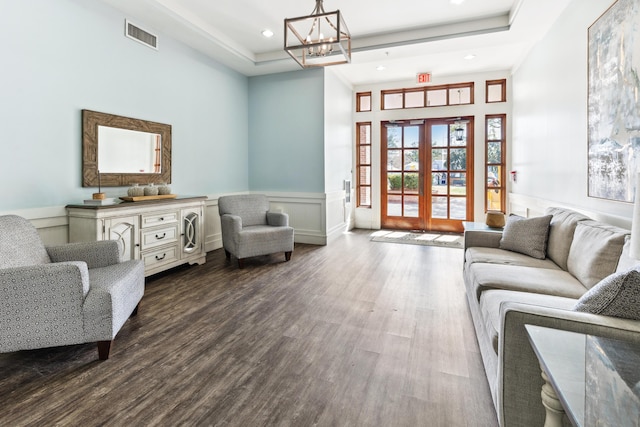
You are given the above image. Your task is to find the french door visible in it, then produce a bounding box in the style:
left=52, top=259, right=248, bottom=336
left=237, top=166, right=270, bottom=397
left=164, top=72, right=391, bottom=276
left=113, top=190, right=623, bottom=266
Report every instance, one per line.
left=381, top=118, right=474, bottom=233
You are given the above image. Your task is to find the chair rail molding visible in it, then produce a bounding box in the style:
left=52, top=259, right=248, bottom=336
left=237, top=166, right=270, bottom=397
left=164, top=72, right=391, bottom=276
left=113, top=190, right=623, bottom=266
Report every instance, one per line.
left=5, top=189, right=349, bottom=251
left=0, top=206, right=69, bottom=245
left=508, top=193, right=632, bottom=230
left=205, top=191, right=348, bottom=250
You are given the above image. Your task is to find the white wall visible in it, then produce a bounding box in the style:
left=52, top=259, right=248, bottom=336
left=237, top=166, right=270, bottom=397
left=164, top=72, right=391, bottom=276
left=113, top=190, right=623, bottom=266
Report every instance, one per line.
left=353, top=71, right=512, bottom=229
left=324, top=69, right=354, bottom=237
left=511, top=0, right=632, bottom=223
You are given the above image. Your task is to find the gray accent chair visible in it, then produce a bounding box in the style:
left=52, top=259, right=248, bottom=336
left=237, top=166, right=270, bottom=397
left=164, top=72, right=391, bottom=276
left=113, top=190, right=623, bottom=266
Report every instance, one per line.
left=218, top=194, right=294, bottom=268
left=0, top=215, right=144, bottom=360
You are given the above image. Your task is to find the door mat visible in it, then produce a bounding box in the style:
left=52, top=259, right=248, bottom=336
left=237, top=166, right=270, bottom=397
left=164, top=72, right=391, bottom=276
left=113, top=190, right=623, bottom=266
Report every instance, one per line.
left=370, top=230, right=464, bottom=249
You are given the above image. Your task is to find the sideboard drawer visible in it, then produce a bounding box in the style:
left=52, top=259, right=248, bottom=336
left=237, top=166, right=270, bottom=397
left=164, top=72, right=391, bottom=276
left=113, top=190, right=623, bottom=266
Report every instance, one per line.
left=142, top=246, right=178, bottom=268
left=141, top=225, right=178, bottom=250
left=141, top=211, right=179, bottom=228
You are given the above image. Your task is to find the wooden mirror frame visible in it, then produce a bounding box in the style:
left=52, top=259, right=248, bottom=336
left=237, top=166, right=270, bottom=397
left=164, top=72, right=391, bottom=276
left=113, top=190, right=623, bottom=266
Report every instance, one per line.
left=82, top=109, right=172, bottom=187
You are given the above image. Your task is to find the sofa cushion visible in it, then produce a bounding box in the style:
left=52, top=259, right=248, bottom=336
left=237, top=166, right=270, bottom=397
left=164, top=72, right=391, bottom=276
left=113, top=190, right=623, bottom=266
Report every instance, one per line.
left=235, top=225, right=294, bottom=259
left=0, top=215, right=51, bottom=268
left=567, top=221, right=628, bottom=289
left=218, top=194, right=269, bottom=227
left=615, top=238, right=640, bottom=273
left=544, top=207, right=590, bottom=271
left=499, top=215, right=552, bottom=259
left=480, top=290, right=578, bottom=354
left=574, top=268, right=640, bottom=320
left=466, top=263, right=587, bottom=302
left=465, top=247, right=562, bottom=270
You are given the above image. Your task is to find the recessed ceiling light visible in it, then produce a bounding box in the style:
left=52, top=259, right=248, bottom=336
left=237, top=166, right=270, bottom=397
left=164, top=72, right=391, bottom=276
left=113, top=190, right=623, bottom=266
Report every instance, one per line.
left=261, top=29, right=274, bottom=38
left=376, top=65, right=386, bottom=71
left=464, top=54, right=476, bottom=60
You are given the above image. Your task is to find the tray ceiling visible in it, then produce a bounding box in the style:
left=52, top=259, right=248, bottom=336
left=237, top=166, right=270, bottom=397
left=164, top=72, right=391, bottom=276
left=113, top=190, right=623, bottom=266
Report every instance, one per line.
left=100, top=0, right=572, bottom=85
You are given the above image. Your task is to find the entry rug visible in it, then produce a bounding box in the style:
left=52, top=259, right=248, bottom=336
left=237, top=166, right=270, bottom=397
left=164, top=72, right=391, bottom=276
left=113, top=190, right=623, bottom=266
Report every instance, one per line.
left=370, top=230, right=464, bottom=249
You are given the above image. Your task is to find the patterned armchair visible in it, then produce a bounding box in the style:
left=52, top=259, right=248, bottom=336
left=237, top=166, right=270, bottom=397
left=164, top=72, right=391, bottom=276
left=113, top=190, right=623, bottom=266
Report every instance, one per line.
left=218, top=194, right=294, bottom=268
left=0, top=215, right=144, bottom=360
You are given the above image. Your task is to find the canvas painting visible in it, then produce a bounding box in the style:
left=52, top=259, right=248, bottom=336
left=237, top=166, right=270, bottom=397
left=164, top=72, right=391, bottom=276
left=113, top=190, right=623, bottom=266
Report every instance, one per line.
left=588, top=0, right=640, bottom=202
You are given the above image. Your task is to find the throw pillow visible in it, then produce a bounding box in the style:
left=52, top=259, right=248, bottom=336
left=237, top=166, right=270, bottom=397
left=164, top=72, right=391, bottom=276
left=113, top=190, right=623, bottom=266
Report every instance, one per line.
left=499, top=214, right=552, bottom=259
left=574, top=268, right=640, bottom=320
left=566, top=221, right=628, bottom=289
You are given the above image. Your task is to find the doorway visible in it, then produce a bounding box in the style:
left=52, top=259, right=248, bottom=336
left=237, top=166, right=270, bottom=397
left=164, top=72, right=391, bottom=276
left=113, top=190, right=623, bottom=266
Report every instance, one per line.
left=381, top=117, right=474, bottom=233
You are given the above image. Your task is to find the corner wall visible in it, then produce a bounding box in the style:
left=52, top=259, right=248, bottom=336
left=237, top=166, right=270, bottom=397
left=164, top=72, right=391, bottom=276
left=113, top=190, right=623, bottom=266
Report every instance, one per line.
left=1, top=0, right=249, bottom=246
left=248, top=68, right=353, bottom=244
left=324, top=69, right=354, bottom=239
left=0, top=0, right=249, bottom=213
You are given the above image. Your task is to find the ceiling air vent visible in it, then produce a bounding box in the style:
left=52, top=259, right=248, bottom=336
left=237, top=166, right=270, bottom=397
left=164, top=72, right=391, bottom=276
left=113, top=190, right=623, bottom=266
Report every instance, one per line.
left=125, top=19, right=158, bottom=50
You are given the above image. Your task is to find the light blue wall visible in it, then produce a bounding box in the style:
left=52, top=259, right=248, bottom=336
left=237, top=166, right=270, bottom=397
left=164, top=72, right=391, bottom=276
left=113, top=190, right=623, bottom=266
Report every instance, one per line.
left=248, top=69, right=325, bottom=193
left=0, top=0, right=249, bottom=211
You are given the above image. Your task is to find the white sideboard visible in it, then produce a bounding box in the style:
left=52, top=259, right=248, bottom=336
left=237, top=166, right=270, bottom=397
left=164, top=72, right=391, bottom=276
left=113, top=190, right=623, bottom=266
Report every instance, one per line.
left=67, top=196, right=207, bottom=277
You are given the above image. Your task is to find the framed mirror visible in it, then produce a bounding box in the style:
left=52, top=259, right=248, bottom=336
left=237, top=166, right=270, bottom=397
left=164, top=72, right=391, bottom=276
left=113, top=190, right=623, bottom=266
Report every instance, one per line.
left=82, top=110, right=171, bottom=187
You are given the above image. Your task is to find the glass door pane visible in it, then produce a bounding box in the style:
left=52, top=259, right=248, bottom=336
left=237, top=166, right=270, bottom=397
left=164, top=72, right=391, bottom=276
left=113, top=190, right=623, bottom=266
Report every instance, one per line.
left=426, top=119, right=473, bottom=232
left=382, top=123, right=424, bottom=229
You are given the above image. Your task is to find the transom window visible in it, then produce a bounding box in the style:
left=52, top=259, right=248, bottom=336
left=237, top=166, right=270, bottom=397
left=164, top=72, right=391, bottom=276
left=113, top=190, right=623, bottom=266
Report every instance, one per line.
left=356, top=92, right=372, bottom=112
left=486, top=79, right=506, bottom=103
left=381, top=82, right=474, bottom=110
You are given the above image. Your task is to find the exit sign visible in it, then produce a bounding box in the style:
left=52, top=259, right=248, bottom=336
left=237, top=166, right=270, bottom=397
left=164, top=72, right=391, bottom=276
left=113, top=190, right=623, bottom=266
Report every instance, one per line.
left=416, top=72, right=432, bottom=84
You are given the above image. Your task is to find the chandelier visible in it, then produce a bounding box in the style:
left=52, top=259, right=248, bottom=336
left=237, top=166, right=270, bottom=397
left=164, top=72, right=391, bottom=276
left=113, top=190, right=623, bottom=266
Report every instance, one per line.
left=284, top=0, right=351, bottom=68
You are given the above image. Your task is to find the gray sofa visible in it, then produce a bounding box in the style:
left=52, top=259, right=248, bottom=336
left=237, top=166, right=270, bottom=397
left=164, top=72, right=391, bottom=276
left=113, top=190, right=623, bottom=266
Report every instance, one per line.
left=464, top=207, right=640, bottom=426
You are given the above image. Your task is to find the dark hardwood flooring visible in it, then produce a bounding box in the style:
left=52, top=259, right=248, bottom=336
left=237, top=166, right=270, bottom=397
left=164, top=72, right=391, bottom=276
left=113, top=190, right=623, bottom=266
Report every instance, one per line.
left=0, top=229, right=497, bottom=427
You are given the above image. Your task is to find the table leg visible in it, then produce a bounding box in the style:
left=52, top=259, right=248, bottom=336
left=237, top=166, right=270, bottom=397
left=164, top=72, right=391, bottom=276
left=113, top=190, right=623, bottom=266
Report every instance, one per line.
left=539, top=365, right=565, bottom=427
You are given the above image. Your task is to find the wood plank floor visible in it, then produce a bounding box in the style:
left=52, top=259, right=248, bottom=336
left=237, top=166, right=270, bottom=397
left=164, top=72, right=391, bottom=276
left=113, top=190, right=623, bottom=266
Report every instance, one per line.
left=0, top=229, right=498, bottom=427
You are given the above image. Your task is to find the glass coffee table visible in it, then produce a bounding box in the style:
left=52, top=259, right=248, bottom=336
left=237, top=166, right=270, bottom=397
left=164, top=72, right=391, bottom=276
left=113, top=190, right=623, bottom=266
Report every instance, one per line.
left=525, top=325, right=640, bottom=427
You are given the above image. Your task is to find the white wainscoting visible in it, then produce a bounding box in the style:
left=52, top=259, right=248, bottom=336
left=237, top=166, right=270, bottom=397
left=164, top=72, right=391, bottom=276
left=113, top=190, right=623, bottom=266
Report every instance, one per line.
left=3, top=191, right=348, bottom=250
left=508, top=193, right=632, bottom=230
left=0, top=206, right=69, bottom=246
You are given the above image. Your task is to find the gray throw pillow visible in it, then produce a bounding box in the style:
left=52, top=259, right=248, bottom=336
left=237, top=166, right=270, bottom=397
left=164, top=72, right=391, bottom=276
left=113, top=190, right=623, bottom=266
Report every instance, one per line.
left=574, top=268, right=640, bottom=320
left=499, top=214, right=552, bottom=259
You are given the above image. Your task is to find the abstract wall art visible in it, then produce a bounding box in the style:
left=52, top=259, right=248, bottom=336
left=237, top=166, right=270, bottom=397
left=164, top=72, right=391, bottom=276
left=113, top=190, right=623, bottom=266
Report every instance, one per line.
left=588, top=0, right=640, bottom=202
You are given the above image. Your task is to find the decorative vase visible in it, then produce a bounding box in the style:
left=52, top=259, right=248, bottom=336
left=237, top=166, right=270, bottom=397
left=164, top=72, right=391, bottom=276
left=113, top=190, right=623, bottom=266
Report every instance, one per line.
left=127, top=183, right=144, bottom=197
left=485, top=211, right=506, bottom=228
left=144, top=183, right=159, bottom=196
left=158, top=183, right=171, bottom=195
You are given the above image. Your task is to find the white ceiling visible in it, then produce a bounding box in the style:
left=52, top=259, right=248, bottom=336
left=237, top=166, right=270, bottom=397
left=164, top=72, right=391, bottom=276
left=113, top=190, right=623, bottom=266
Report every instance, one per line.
left=101, top=0, right=572, bottom=86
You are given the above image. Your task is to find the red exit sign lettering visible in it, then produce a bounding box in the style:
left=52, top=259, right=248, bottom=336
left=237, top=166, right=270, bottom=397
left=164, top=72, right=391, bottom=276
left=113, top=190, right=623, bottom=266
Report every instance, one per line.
left=416, top=73, right=431, bottom=84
